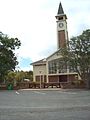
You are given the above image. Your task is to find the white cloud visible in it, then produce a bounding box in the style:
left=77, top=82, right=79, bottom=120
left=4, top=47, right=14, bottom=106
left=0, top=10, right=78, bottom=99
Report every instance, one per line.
left=0, top=0, right=90, bottom=70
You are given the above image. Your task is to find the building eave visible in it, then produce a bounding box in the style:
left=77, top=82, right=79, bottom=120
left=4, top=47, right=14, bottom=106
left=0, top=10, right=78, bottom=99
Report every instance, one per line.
left=31, top=58, right=46, bottom=66
left=48, top=72, right=78, bottom=76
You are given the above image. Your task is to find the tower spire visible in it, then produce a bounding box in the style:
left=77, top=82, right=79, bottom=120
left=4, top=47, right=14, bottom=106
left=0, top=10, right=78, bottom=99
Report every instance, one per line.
left=56, top=2, right=68, bottom=49
left=57, top=2, right=64, bottom=15
left=55, top=2, right=67, bottom=19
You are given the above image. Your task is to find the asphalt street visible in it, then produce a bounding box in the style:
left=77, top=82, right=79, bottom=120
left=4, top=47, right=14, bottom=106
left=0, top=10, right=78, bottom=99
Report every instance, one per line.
left=0, top=89, right=90, bottom=120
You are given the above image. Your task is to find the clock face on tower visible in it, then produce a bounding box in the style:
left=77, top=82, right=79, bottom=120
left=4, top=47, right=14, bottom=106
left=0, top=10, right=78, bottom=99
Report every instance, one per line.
left=58, top=23, right=64, bottom=28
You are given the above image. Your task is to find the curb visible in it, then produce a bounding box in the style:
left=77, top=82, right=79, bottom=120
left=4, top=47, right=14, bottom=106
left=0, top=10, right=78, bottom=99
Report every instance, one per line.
left=19, top=88, right=62, bottom=91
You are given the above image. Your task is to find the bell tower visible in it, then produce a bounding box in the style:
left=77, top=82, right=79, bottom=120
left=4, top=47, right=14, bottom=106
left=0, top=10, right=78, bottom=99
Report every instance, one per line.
left=55, top=2, right=68, bottom=49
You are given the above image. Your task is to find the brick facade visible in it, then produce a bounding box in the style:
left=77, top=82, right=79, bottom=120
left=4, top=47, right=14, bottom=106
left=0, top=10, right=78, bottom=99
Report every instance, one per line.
left=58, top=30, right=66, bottom=48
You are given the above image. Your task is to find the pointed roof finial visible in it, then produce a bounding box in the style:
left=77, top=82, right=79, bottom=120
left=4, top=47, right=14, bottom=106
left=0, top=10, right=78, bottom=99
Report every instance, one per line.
left=57, top=2, right=64, bottom=15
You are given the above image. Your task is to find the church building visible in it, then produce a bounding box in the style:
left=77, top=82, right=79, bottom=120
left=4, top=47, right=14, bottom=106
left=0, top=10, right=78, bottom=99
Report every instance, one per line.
left=31, top=2, right=78, bottom=84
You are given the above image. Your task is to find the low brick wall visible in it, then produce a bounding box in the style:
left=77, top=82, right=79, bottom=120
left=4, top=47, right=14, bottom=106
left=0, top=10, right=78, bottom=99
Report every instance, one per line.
left=60, top=81, right=86, bottom=89
left=0, top=80, right=86, bottom=90
left=0, top=84, right=7, bottom=90
left=0, top=84, right=19, bottom=90
left=17, top=82, right=61, bottom=89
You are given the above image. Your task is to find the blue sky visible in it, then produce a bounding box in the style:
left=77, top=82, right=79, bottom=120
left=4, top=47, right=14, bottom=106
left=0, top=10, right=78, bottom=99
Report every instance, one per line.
left=0, top=0, right=90, bottom=71
left=18, top=58, right=32, bottom=71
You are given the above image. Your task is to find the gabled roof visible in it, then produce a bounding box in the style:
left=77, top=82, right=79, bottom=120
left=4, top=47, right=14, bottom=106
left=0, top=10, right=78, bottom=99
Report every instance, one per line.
left=31, top=58, right=46, bottom=65
left=31, top=49, right=63, bottom=66
left=46, top=48, right=62, bottom=60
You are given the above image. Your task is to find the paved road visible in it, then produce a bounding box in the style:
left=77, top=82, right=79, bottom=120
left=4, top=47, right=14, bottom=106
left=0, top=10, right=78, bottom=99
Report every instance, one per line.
left=0, top=89, right=90, bottom=120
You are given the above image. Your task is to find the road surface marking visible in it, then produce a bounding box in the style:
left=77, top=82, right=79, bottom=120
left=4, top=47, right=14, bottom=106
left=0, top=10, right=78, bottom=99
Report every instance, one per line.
left=15, top=91, right=20, bottom=94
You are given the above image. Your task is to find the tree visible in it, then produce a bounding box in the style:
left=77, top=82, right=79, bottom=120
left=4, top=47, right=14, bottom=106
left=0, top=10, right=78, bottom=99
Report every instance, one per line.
left=15, top=70, right=33, bottom=82
left=61, top=29, right=90, bottom=88
left=24, top=71, right=33, bottom=81
left=15, top=71, right=25, bottom=82
left=6, top=70, right=33, bottom=83
left=6, top=71, right=17, bottom=86
left=0, top=32, right=21, bottom=83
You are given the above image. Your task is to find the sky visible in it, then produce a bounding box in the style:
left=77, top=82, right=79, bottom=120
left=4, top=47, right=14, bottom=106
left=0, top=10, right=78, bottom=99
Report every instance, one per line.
left=0, top=0, right=90, bottom=71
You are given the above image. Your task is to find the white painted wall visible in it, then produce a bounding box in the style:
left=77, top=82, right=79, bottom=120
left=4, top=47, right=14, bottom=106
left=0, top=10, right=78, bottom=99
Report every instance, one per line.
left=47, top=51, right=62, bottom=62
left=33, top=64, right=47, bottom=82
